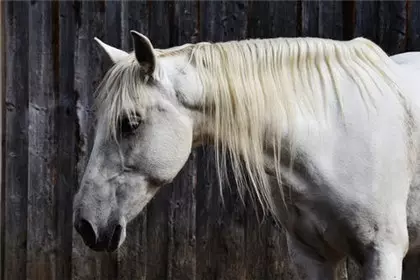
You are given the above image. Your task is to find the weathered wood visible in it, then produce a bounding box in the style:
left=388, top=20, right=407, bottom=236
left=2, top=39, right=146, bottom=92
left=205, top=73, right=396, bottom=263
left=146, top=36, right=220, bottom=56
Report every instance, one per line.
left=27, top=1, right=58, bottom=279
left=247, top=0, right=299, bottom=39
left=166, top=154, right=197, bottom=280
left=343, top=1, right=356, bottom=40
left=55, top=1, right=77, bottom=279
left=354, top=0, right=407, bottom=54
left=354, top=0, right=380, bottom=42
left=199, top=0, right=224, bottom=42
left=148, top=1, right=171, bottom=48
left=0, top=0, right=4, bottom=277
left=105, top=1, right=122, bottom=49
left=3, top=1, right=29, bottom=279
left=247, top=1, right=273, bottom=39
left=407, top=0, right=420, bottom=51
left=377, top=1, right=407, bottom=54
left=271, top=1, right=300, bottom=38
left=302, top=0, right=345, bottom=39
left=172, top=0, right=199, bottom=45
left=195, top=147, right=220, bottom=280
left=121, top=0, right=149, bottom=51
left=165, top=3, right=199, bottom=280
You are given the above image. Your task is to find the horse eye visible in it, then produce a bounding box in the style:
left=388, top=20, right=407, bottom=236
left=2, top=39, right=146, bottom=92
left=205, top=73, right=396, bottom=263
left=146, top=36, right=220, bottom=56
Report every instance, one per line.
left=120, top=116, right=141, bottom=136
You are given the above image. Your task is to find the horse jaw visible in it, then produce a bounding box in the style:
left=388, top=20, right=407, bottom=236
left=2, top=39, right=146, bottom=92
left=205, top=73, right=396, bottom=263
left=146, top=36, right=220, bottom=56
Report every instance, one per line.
left=94, top=37, right=129, bottom=64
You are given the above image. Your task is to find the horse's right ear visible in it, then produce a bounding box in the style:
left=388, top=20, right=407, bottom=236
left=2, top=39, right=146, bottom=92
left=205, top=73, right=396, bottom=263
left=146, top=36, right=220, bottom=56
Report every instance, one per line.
left=94, top=37, right=129, bottom=64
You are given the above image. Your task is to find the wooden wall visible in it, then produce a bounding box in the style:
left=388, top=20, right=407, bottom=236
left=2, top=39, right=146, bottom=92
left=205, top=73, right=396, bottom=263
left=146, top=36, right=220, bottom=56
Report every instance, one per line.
left=2, top=1, right=420, bottom=279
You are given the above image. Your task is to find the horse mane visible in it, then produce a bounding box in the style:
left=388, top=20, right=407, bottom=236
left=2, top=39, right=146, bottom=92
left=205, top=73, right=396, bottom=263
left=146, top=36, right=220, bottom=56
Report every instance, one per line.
left=95, top=36, right=405, bottom=221
left=189, top=37, right=404, bottom=220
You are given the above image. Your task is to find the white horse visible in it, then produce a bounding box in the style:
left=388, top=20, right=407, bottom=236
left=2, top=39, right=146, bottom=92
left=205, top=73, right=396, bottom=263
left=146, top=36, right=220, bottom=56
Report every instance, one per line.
left=73, top=30, right=420, bottom=280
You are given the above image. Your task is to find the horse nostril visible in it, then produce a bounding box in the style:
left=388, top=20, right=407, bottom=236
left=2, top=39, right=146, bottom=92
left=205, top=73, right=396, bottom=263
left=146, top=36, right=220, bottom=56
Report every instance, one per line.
left=75, top=218, right=97, bottom=247
left=108, top=224, right=123, bottom=252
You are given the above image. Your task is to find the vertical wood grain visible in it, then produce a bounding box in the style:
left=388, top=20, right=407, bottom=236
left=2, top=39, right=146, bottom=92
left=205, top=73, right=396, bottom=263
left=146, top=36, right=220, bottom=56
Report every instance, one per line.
left=27, top=1, right=58, bottom=279
left=3, top=1, right=29, bottom=279
left=55, top=1, right=77, bottom=279
left=0, top=0, right=4, bottom=277
left=166, top=2, right=199, bottom=280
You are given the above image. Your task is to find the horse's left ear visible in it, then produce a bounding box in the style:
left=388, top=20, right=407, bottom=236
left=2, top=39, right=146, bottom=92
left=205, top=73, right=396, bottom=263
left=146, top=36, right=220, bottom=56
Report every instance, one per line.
left=130, top=30, right=156, bottom=75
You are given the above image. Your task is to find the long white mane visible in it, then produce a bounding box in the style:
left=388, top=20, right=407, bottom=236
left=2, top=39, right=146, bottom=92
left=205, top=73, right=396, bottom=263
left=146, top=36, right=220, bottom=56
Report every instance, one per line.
left=95, top=36, right=406, bottom=220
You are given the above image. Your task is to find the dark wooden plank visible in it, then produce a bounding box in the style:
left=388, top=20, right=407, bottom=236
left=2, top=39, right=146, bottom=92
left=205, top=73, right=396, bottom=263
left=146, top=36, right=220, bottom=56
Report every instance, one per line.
left=271, top=1, right=300, bottom=38
left=165, top=2, right=199, bottom=280
left=196, top=3, right=227, bottom=279
left=302, top=0, right=344, bottom=39
left=377, top=0, right=407, bottom=54
left=248, top=1, right=299, bottom=39
left=343, top=1, right=356, bottom=40
left=220, top=1, right=248, bottom=41
left=354, top=0, right=380, bottom=43
left=199, top=0, right=224, bottom=42
left=105, top=0, right=122, bottom=49
left=3, top=1, right=29, bottom=279
left=195, top=147, right=219, bottom=280
left=354, top=0, right=407, bottom=54
left=72, top=1, right=118, bottom=279
left=0, top=0, right=4, bottom=276
left=0, top=0, right=4, bottom=277
left=27, top=1, right=59, bottom=279
left=302, top=0, right=320, bottom=37
left=265, top=222, right=297, bottom=280
left=121, top=0, right=149, bottom=51
left=166, top=154, right=197, bottom=280
left=407, top=0, right=420, bottom=51
left=172, top=0, right=199, bottom=45
left=55, top=1, right=77, bottom=279
left=144, top=2, right=172, bottom=280
left=148, top=1, right=171, bottom=48
left=247, top=1, right=273, bottom=39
